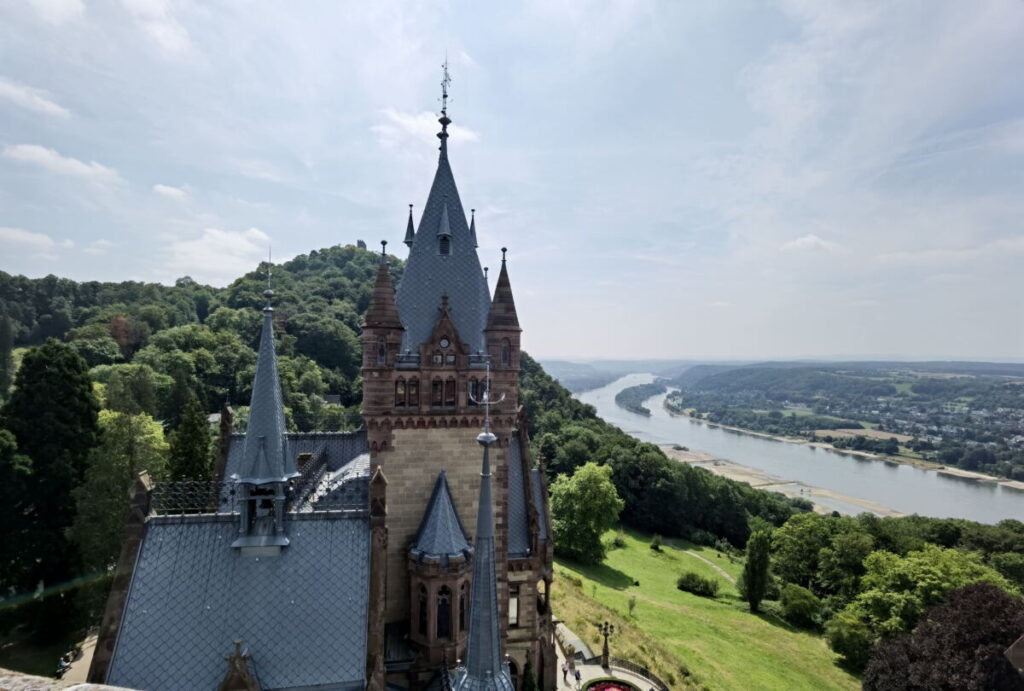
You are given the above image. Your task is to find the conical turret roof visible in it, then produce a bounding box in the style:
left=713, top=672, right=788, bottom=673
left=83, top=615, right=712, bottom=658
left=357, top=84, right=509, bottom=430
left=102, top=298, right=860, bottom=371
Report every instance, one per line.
left=235, top=293, right=297, bottom=485
left=404, top=205, right=416, bottom=247
left=410, top=471, right=472, bottom=567
left=485, top=252, right=521, bottom=331
left=363, top=250, right=403, bottom=330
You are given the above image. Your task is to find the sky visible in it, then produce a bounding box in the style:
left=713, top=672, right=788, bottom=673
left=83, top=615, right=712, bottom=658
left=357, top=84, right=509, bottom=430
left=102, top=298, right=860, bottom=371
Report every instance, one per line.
left=1, top=0, right=1022, bottom=361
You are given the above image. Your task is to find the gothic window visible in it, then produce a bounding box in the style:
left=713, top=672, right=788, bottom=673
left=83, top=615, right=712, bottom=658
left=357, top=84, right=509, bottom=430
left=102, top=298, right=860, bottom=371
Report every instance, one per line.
left=459, top=582, right=468, bottom=632
left=508, top=585, right=520, bottom=628
left=468, top=378, right=479, bottom=406
left=408, top=378, right=419, bottom=406
left=395, top=379, right=406, bottom=407
left=501, top=338, right=511, bottom=366
left=437, top=586, right=452, bottom=639
left=376, top=336, right=387, bottom=365
left=439, top=236, right=450, bottom=255
left=431, top=379, right=443, bottom=407
left=432, top=350, right=443, bottom=365
left=444, top=378, right=456, bottom=407
left=418, top=585, right=428, bottom=637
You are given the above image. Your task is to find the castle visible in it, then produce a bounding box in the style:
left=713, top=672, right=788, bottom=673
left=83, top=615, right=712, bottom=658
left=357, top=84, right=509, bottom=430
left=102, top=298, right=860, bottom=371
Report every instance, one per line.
left=86, top=77, right=555, bottom=690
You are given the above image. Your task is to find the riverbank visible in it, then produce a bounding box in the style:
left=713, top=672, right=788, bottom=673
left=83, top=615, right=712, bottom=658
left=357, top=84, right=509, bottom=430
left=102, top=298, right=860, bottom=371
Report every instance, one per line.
left=662, top=402, right=1023, bottom=490
left=662, top=445, right=904, bottom=517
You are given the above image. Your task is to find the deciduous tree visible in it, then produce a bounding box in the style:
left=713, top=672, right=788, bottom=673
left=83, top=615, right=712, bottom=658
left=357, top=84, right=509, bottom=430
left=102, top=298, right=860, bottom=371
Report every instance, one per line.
left=550, top=462, right=623, bottom=564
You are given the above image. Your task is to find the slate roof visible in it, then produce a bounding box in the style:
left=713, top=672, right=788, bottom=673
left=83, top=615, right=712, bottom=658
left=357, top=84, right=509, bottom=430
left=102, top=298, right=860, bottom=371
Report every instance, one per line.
left=530, top=468, right=550, bottom=543
left=224, top=430, right=368, bottom=481
left=410, top=471, right=472, bottom=567
left=235, top=302, right=296, bottom=484
left=506, top=436, right=531, bottom=558
left=106, top=513, right=370, bottom=691
left=396, top=127, right=491, bottom=353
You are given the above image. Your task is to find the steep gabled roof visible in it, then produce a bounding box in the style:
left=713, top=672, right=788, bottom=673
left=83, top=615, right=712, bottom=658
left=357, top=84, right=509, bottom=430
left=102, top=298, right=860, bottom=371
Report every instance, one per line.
left=485, top=254, right=520, bottom=332
left=396, top=118, right=490, bottom=353
left=410, top=471, right=472, bottom=567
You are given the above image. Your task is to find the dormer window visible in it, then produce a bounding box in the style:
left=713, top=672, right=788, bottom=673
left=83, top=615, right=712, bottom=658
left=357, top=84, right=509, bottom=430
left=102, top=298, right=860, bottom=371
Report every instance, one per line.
left=439, top=236, right=450, bottom=255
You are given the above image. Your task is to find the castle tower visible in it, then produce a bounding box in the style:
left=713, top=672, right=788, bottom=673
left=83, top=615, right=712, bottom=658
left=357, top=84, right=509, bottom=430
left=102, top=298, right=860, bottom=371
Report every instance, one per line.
left=361, top=64, right=554, bottom=689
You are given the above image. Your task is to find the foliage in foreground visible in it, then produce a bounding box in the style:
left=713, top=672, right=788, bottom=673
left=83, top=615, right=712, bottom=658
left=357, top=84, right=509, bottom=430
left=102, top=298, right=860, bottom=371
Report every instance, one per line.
left=676, top=571, right=719, bottom=597
left=863, top=583, right=1024, bottom=691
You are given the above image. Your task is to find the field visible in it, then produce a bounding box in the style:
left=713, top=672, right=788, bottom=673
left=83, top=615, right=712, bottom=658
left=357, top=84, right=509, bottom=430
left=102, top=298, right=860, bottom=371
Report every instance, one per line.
left=552, top=529, right=858, bottom=691
left=814, top=428, right=914, bottom=443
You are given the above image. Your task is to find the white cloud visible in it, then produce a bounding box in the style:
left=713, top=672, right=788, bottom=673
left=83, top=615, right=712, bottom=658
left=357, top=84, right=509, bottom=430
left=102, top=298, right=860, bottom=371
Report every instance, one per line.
left=164, top=227, right=271, bottom=285
left=371, top=108, right=480, bottom=150
left=122, top=0, right=193, bottom=59
left=153, top=183, right=188, bottom=200
left=0, top=77, right=71, bottom=118
left=28, top=0, right=85, bottom=24
left=781, top=234, right=843, bottom=252
left=3, top=144, right=122, bottom=184
left=84, top=239, right=114, bottom=255
left=0, top=226, right=73, bottom=258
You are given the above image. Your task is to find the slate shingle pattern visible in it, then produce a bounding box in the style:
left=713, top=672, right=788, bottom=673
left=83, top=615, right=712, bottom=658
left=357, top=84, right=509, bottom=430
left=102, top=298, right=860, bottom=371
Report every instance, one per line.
left=106, top=514, right=369, bottom=691
left=506, top=436, right=531, bottom=558
left=410, top=471, right=473, bottom=567
left=224, top=430, right=368, bottom=481
left=395, top=137, right=491, bottom=354
left=530, top=468, right=549, bottom=543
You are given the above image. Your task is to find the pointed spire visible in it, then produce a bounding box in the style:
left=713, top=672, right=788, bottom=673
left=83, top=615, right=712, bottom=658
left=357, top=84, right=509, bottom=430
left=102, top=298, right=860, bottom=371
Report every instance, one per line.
left=363, top=242, right=403, bottom=330
left=234, top=284, right=296, bottom=484
left=470, top=208, right=478, bottom=248
left=453, top=418, right=513, bottom=690
left=437, top=200, right=452, bottom=237
left=486, top=248, right=521, bottom=331
left=410, top=471, right=472, bottom=567
left=404, top=204, right=416, bottom=247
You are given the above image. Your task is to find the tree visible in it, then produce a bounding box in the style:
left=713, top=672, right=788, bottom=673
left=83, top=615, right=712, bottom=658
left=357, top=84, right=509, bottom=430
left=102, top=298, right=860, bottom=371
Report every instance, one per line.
left=826, top=544, right=1013, bottom=670
left=0, top=314, right=14, bottom=399
left=169, top=392, right=212, bottom=480
left=864, top=584, right=1024, bottom=690
left=70, top=410, right=169, bottom=570
left=771, top=513, right=837, bottom=588
left=780, top=583, right=822, bottom=628
left=742, top=529, right=771, bottom=612
left=0, top=429, right=33, bottom=590
left=550, top=462, right=624, bottom=564
left=1, top=340, right=100, bottom=593
left=520, top=656, right=538, bottom=691
left=991, top=551, right=1024, bottom=590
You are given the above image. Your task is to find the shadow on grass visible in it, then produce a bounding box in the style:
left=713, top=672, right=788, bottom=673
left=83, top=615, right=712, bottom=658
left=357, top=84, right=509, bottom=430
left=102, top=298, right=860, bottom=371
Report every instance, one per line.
left=558, top=557, right=636, bottom=590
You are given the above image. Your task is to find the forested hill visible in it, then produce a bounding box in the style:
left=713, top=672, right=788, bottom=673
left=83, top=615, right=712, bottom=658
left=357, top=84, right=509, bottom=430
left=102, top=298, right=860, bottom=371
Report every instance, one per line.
left=0, top=244, right=402, bottom=430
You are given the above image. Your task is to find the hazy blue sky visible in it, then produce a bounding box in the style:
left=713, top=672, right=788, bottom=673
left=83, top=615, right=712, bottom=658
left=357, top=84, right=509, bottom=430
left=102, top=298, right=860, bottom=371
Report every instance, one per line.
left=1, top=1, right=1022, bottom=360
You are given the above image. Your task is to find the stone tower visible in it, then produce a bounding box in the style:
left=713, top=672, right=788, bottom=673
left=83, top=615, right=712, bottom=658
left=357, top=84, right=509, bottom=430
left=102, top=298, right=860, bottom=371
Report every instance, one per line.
left=361, top=72, right=555, bottom=689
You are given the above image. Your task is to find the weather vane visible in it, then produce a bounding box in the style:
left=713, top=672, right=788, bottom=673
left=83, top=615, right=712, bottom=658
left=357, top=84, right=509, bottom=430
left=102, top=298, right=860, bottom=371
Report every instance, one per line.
left=440, top=56, right=451, bottom=116
left=469, top=357, right=505, bottom=430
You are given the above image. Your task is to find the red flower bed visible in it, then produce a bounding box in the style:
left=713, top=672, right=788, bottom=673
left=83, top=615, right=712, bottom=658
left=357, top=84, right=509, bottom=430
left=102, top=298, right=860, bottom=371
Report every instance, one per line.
left=585, top=681, right=638, bottom=691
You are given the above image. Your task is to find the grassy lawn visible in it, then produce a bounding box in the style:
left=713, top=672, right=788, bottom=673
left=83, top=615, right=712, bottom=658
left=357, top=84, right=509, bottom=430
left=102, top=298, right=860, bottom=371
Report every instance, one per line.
left=552, top=529, right=858, bottom=691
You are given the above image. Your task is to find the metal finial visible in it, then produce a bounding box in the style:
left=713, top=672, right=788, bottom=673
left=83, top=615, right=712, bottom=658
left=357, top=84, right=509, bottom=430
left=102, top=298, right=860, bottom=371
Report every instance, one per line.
left=263, top=246, right=274, bottom=306
left=380, top=239, right=387, bottom=259
left=501, top=247, right=507, bottom=263
left=440, top=55, right=451, bottom=117
left=409, top=203, right=413, bottom=213
left=484, top=266, right=489, bottom=281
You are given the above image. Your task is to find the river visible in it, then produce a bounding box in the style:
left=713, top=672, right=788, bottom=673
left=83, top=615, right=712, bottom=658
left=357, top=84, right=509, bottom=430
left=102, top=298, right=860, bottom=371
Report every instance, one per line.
left=578, top=373, right=1024, bottom=524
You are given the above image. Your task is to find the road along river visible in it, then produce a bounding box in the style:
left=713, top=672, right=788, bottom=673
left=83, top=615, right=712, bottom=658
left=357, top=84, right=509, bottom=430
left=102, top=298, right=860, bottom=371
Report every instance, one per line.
left=578, top=373, right=1024, bottom=523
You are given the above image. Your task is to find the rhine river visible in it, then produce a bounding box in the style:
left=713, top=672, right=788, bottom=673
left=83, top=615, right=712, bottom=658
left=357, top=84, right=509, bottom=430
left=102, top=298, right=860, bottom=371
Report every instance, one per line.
left=579, top=373, right=1024, bottom=524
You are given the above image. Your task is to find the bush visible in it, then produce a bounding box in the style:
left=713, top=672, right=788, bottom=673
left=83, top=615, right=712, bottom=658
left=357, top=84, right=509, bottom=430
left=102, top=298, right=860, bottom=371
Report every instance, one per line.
left=780, top=583, right=822, bottom=628
left=676, top=571, right=719, bottom=598
left=611, top=529, right=627, bottom=549
left=650, top=534, right=663, bottom=552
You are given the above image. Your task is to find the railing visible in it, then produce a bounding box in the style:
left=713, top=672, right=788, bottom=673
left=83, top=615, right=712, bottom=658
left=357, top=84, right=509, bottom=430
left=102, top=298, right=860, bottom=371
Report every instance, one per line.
left=581, top=656, right=670, bottom=691
left=150, top=476, right=368, bottom=517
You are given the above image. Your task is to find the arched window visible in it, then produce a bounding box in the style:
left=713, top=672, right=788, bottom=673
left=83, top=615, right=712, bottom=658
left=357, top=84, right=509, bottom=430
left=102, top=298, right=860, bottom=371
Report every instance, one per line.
left=437, top=586, right=452, bottom=639
left=418, top=585, right=428, bottom=637
left=468, top=378, right=479, bottom=406
left=431, top=379, right=443, bottom=407
left=395, top=379, right=406, bottom=407
left=444, top=378, right=456, bottom=407
left=501, top=338, right=511, bottom=366
left=459, top=582, right=468, bottom=632
left=439, top=236, right=450, bottom=255
left=408, top=378, right=419, bottom=406
left=376, top=336, right=387, bottom=365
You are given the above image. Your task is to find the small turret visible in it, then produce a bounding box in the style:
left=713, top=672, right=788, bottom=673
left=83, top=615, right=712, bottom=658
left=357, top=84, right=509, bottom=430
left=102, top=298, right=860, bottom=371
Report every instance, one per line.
left=469, top=209, right=478, bottom=248
left=404, top=204, right=416, bottom=248
left=485, top=248, right=522, bottom=372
